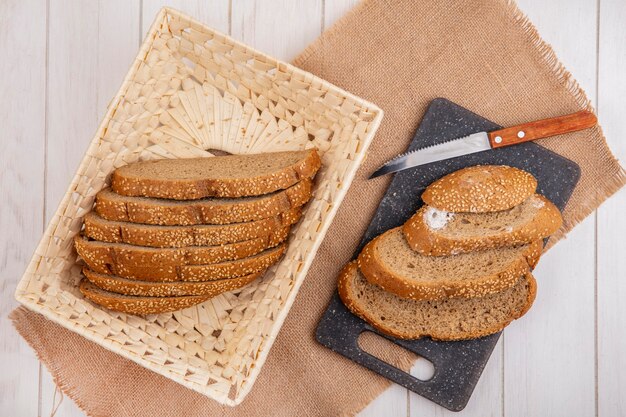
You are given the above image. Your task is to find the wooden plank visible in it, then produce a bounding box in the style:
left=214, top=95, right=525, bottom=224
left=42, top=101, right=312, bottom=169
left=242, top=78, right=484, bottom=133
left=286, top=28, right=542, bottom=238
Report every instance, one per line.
left=39, top=1, right=140, bottom=416
left=141, top=0, right=230, bottom=36
left=324, top=0, right=359, bottom=31
left=44, top=0, right=99, bottom=220
left=1, top=2, right=616, bottom=417
left=0, top=1, right=47, bottom=415
left=410, top=342, right=503, bottom=417
left=503, top=1, right=597, bottom=416
left=597, top=1, right=626, bottom=416
left=360, top=382, right=408, bottom=417
left=231, top=0, right=323, bottom=62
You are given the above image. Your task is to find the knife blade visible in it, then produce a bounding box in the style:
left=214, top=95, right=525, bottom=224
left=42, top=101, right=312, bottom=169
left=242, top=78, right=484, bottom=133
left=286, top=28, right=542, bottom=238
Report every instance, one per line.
left=370, top=110, right=597, bottom=179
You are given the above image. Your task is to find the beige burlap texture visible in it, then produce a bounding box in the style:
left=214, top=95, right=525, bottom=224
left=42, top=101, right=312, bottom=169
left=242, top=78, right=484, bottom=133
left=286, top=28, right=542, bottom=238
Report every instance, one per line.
left=11, top=0, right=625, bottom=416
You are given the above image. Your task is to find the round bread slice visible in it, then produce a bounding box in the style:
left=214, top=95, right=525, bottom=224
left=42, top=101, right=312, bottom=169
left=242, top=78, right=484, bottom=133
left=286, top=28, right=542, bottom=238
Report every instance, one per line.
left=95, top=179, right=311, bottom=226
left=79, top=280, right=209, bottom=315
left=83, top=208, right=300, bottom=248
left=80, top=243, right=286, bottom=282
left=358, top=227, right=542, bottom=300
left=82, top=267, right=262, bottom=297
left=111, top=149, right=321, bottom=199
left=338, top=262, right=537, bottom=341
left=75, top=227, right=288, bottom=270
left=421, top=165, right=537, bottom=213
left=403, top=194, right=562, bottom=256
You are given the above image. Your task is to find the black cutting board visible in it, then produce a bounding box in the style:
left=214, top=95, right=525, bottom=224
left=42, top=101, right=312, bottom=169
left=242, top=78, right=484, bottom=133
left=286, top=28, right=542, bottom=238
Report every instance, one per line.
left=315, top=98, right=580, bottom=412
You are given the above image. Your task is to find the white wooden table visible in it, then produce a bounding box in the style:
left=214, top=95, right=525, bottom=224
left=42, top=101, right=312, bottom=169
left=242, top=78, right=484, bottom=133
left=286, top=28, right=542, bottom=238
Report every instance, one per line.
left=1, top=1, right=624, bottom=416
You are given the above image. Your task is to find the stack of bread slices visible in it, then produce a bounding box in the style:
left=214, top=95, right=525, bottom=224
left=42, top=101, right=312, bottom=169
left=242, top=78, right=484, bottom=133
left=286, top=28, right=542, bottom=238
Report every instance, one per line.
left=75, top=149, right=321, bottom=315
left=339, top=165, right=563, bottom=341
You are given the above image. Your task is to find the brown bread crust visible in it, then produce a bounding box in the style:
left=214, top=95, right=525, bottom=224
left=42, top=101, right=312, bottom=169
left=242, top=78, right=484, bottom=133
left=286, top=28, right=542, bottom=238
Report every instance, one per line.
left=79, top=280, right=210, bottom=315
left=75, top=226, right=288, bottom=270
left=337, top=262, right=537, bottom=341
left=421, top=165, right=537, bottom=213
left=357, top=229, right=542, bottom=300
left=78, top=243, right=286, bottom=282
left=95, top=180, right=312, bottom=226
left=83, top=267, right=262, bottom=297
left=111, top=149, right=321, bottom=199
left=403, top=195, right=562, bottom=256
left=83, top=208, right=300, bottom=248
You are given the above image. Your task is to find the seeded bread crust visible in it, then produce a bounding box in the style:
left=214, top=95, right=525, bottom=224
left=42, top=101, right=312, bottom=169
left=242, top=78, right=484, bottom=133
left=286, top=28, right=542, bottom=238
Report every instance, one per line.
left=95, top=180, right=312, bottom=226
left=358, top=227, right=542, bottom=300
left=111, top=149, right=321, bottom=199
left=83, top=208, right=300, bottom=248
left=337, top=262, right=537, bottom=341
left=79, top=280, right=209, bottom=315
left=79, top=243, right=286, bottom=282
left=421, top=165, right=537, bottom=213
left=83, top=267, right=262, bottom=297
left=403, top=195, right=562, bottom=256
left=75, top=226, right=288, bottom=271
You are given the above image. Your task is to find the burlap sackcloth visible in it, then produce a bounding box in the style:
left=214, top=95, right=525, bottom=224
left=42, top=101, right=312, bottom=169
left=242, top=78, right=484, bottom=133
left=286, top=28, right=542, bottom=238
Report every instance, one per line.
left=10, top=0, right=625, bottom=415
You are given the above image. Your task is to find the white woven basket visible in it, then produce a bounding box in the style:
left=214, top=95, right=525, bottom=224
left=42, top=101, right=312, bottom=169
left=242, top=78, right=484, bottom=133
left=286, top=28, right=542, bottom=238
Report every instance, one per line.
left=15, top=8, right=382, bottom=405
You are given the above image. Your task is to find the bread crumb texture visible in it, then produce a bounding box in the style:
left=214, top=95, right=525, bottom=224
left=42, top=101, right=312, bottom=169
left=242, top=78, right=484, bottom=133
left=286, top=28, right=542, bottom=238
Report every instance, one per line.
left=111, top=149, right=321, bottom=200
left=338, top=262, right=536, bottom=341
left=404, top=194, right=562, bottom=256
left=357, top=227, right=542, bottom=300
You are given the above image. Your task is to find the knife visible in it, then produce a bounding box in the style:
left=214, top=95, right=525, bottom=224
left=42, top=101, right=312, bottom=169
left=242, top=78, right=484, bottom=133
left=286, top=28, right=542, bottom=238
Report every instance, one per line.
left=370, top=110, right=597, bottom=179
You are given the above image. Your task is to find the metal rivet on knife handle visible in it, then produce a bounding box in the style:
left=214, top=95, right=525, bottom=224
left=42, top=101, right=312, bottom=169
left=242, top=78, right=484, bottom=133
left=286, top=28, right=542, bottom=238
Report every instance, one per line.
left=487, top=110, right=597, bottom=149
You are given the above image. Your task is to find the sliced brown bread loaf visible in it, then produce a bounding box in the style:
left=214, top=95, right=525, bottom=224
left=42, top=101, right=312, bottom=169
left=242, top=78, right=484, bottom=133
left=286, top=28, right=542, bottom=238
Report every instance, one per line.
left=95, top=179, right=311, bottom=226
left=111, top=149, right=321, bottom=199
left=421, top=165, right=537, bottom=213
left=403, top=194, right=562, bottom=256
left=75, top=227, right=288, bottom=270
left=83, top=267, right=262, bottom=297
left=358, top=227, right=542, bottom=300
left=80, top=243, right=286, bottom=282
left=79, top=280, right=209, bottom=315
left=338, top=262, right=536, bottom=341
left=83, top=208, right=299, bottom=248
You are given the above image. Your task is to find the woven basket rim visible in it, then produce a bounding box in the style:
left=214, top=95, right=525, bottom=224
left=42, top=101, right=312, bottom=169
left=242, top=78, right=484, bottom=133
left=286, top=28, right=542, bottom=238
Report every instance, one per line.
left=15, top=7, right=384, bottom=406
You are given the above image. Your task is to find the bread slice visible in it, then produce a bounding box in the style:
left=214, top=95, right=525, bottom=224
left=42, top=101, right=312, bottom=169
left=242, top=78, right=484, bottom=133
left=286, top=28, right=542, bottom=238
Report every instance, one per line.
left=358, top=227, right=542, bottom=300
left=421, top=165, right=537, bottom=213
left=83, top=208, right=300, bottom=248
left=111, top=149, right=321, bottom=199
left=80, top=243, right=286, bottom=282
left=83, top=267, right=262, bottom=297
left=95, top=179, right=311, bottom=226
left=75, top=225, right=287, bottom=270
left=79, top=280, right=209, bottom=315
left=403, top=194, right=562, bottom=256
left=338, top=262, right=536, bottom=341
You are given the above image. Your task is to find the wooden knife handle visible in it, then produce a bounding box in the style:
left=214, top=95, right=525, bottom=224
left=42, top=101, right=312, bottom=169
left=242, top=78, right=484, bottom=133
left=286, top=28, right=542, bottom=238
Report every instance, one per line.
left=487, top=110, right=597, bottom=148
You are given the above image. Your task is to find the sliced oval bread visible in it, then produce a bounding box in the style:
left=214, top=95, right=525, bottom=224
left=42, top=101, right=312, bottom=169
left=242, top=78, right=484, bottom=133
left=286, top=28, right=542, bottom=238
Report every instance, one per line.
left=75, top=227, right=288, bottom=270
left=80, top=243, right=286, bottom=282
left=403, top=194, right=562, bottom=256
left=79, top=280, right=209, bottom=315
left=421, top=165, right=537, bottom=213
left=338, top=262, right=537, bottom=341
left=358, top=227, right=542, bottom=300
left=83, top=208, right=300, bottom=248
left=95, top=179, right=311, bottom=226
left=82, top=267, right=262, bottom=297
left=111, top=149, right=321, bottom=199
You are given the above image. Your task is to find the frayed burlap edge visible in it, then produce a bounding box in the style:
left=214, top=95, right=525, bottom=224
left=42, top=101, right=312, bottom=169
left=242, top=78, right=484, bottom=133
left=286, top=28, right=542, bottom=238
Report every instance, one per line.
left=501, top=0, right=626, bottom=247
left=10, top=307, right=96, bottom=417
left=295, top=0, right=626, bottom=250
left=11, top=0, right=626, bottom=416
